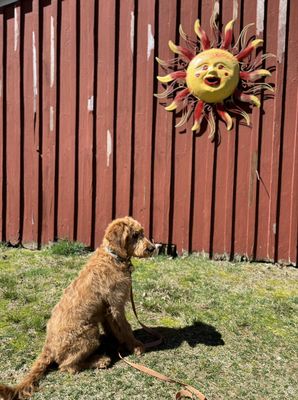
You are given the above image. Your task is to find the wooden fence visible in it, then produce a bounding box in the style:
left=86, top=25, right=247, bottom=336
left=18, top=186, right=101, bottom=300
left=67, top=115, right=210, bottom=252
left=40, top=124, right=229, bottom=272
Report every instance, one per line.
left=0, top=0, right=297, bottom=265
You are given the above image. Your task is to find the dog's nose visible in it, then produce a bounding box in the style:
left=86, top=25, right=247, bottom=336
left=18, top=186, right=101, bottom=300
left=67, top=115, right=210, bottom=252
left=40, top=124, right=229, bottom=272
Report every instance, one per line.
left=147, top=244, right=156, bottom=253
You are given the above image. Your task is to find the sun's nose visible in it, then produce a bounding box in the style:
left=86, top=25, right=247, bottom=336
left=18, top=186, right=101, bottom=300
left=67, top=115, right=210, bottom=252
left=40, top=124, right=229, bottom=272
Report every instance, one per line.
left=207, top=69, right=218, bottom=76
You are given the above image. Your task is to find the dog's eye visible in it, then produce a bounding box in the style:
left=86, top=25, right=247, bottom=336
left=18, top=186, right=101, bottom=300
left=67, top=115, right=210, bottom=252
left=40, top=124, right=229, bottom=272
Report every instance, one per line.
left=132, top=232, right=140, bottom=240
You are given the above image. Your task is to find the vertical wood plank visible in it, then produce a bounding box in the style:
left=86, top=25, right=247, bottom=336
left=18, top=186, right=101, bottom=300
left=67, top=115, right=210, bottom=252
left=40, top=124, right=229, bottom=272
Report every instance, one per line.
left=207, top=0, right=229, bottom=259
left=276, top=0, right=298, bottom=263
left=244, top=0, right=265, bottom=260
left=260, top=0, right=286, bottom=261
left=0, top=11, right=4, bottom=241
left=268, top=83, right=285, bottom=257
left=172, top=0, right=199, bottom=253
left=152, top=0, right=176, bottom=245
left=132, top=0, right=155, bottom=235
left=57, top=0, right=77, bottom=241
left=94, top=0, right=116, bottom=246
left=233, top=0, right=260, bottom=258
left=114, top=0, right=135, bottom=218
left=31, top=0, right=42, bottom=247
left=5, top=4, right=21, bottom=244
left=40, top=0, right=57, bottom=244
left=22, top=0, right=39, bottom=246
left=191, top=0, right=216, bottom=256
left=223, top=0, right=240, bottom=259
left=76, top=0, right=95, bottom=246
left=210, top=0, right=242, bottom=260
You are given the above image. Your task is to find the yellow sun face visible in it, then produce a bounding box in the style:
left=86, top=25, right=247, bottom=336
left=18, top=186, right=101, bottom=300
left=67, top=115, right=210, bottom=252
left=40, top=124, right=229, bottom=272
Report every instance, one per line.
left=155, top=18, right=274, bottom=140
left=186, top=49, right=239, bottom=103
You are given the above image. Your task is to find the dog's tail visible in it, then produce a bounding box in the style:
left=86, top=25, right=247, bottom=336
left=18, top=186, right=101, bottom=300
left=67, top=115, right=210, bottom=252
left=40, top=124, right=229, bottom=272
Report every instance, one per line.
left=0, top=348, right=53, bottom=400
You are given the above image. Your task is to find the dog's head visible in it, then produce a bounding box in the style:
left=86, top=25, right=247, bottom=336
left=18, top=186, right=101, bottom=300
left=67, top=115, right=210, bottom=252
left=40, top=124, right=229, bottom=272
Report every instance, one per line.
left=103, top=217, right=156, bottom=259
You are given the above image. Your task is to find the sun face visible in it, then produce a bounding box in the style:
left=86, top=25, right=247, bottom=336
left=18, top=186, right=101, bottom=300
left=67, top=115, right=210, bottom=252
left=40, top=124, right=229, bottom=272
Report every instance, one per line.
left=156, top=19, right=274, bottom=139
left=186, top=49, right=240, bottom=103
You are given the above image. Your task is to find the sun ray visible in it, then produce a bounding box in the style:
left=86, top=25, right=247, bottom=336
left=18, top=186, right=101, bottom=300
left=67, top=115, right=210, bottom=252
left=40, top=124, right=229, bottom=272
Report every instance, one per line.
left=155, top=17, right=274, bottom=139
left=165, top=88, right=190, bottom=111
left=216, top=104, right=233, bottom=130
left=154, top=82, right=180, bottom=99
left=179, top=24, right=197, bottom=49
left=243, top=82, right=274, bottom=94
left=179, top=23, right=188, bottom=42
left=168, top=40, right=194, bottom=61
left=236, top=39, right=264, bottom=61
left=191, top=100, right=205, bottom=131
left=228, top=105, right=251, bottom=126
left=157, top=71, right=187, bottom=83
left=155, top=56, right=181, bottom=69
left=207, top=108, right=216, bottom=140
left=240, top=69, right=271, bottom=82
left=175, top=107, right=193, bottom=128
left=234, top=89, right=261, bottom=108
left=246, top=53, right=276, bottom=72
left=194, top=19, right=211, bottom=50
left=233, top=23, right=254, bottom=51
left=221, top=19, right=235, bottom=49
left=155, top=56, right=169, bottom=67
left=210, top=8, right=221, bottom=46
left=240, top=24, right=255, bottom=50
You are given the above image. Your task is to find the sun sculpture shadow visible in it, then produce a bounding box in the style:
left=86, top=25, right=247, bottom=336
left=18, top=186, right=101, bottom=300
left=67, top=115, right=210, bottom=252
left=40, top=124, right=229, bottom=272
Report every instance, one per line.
left=156, top=18, right=274, bottom=140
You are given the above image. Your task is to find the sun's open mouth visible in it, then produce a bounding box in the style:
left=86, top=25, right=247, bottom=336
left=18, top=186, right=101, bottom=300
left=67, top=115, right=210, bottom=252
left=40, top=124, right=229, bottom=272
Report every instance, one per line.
left=204, top=76, right=221, bottom=86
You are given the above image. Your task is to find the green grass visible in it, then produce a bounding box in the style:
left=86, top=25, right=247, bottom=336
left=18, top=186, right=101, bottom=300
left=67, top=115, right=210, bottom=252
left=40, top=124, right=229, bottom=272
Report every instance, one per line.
left=45, top=239, right=90, bottom=256
left=0, top=247, right=297, bottom=399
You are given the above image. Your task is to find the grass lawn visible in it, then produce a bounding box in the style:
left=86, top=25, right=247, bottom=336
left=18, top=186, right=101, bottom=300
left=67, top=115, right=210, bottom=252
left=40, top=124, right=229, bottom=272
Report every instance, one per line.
left=0, top=244, right=297, bottom=400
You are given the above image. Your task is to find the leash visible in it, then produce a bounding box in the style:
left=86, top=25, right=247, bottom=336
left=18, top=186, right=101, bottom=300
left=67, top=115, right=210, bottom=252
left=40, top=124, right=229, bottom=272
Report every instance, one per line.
left=130, top=286, right=163, bottom=349
left=119, top=286, right=208, bottom=400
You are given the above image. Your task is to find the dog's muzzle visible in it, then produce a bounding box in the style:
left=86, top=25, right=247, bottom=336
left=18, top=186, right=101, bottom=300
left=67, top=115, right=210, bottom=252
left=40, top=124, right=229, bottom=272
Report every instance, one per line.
left=145, top=243, right=158, bottom=256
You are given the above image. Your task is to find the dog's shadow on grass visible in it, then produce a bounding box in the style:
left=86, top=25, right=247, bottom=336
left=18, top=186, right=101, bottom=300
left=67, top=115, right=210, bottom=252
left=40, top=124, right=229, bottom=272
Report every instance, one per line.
left=93, top=321, right=224, bottom=368
left=134, top=320, right=225, bottom=351
left=46, top=321, right=225, bottom=373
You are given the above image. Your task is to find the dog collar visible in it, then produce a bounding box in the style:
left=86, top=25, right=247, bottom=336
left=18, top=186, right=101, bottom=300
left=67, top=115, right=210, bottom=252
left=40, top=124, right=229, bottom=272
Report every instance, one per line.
left=104, top=246, right=133, bottom=272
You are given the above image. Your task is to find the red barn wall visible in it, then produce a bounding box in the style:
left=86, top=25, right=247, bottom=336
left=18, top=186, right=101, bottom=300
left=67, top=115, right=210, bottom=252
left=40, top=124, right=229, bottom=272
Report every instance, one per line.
left=0, top=0, right=297, bottom=265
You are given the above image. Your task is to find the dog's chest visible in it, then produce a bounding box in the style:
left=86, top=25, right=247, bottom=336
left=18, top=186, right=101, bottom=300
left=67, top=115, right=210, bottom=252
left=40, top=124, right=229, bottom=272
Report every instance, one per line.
left=115, top=274, right=131, bottom=300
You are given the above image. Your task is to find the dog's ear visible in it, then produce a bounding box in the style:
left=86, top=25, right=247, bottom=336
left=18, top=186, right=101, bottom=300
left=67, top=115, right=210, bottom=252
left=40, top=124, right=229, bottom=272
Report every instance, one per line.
left=120, top=224, right=130, bottom=249
left=104, top=222, right=129, bottom=258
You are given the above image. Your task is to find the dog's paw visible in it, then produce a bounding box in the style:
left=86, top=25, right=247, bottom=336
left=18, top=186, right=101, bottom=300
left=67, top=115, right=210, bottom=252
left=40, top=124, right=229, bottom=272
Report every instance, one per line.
left=59, top=365, right=80, bottom=374
left=95, top=355, right=111, bottom=369
left=133, top=341, right=145, bottom=356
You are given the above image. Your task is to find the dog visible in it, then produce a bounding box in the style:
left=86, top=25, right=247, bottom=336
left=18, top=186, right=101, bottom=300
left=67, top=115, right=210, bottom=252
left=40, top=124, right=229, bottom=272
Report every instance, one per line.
left=0, top=217, right=156, bottom=400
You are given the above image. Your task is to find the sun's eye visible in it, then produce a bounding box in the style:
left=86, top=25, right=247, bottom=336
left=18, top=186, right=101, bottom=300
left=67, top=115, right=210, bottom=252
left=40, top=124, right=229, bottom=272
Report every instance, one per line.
left=218, top=64, right=225, bottom=70
left=196, top=64, right=208, bottom=72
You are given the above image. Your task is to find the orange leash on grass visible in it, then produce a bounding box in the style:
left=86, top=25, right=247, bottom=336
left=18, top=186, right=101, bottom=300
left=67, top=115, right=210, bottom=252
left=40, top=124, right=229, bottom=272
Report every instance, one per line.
left=118, top=287, right=208, bottom=400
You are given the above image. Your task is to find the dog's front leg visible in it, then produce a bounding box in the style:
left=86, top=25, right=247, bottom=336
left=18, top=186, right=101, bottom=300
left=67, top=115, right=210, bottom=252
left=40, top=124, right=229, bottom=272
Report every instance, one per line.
left=105, top=306, right=144, bottom=355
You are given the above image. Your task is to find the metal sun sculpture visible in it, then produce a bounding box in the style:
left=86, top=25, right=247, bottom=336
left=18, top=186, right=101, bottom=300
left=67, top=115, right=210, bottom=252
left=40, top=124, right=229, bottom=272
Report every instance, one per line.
left=156, top=19, right=274, bottom=139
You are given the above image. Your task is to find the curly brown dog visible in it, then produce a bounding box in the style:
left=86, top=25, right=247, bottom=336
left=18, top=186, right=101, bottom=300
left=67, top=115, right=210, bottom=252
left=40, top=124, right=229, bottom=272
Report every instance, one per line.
left=0, top=217, right=156, bottom=400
